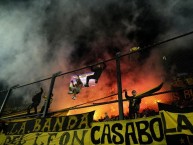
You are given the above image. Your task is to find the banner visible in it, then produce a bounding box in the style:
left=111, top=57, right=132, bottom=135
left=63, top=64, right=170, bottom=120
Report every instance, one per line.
left=90, top=115, right=166, bottom=145
left=4, top=111, right=94, bottom=135
left=158, top=103, right=193, bottom=145
left=160, top=110, right=193, bottom=135
left=137, top=82, right=163, bottom=98
left=166, top=134, right=193, bottom=145
left=158, top=103, right=193, bottom=136
left=0, top=115, right=166, bottom=145
left=1, top=129, right=92, bottom=145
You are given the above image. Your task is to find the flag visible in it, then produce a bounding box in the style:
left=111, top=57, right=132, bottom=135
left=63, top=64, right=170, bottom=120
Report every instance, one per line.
left=137, top=82, right=163, bottom=98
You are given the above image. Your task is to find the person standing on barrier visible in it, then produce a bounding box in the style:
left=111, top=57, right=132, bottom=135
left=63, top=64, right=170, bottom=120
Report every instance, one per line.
left=124, top=89, right=141, bottom=119
left=27, top=87, right=43, bottom=115
left=40, top=93, right=53, bottom=113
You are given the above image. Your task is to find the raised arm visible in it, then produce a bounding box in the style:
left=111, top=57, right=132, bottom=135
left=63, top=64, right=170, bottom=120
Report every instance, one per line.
left=123, top=89, right=131, bottom=100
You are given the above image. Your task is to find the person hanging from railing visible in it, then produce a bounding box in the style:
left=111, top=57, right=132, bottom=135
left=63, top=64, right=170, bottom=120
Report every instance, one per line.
left=68, top=75, right=83, bottom=100
left=84, top=62, right=106, bottom=87
left=124, top=89, right=141, bottom=119
left=27, top=87, right=43, bottom=115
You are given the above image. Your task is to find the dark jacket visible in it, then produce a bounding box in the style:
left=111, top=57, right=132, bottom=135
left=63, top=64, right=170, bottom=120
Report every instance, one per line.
left=125, top=91, right=141, bottom=112
left=32, top=88, right=43, bottom=103
left=91, top=63, right=106, bottom=78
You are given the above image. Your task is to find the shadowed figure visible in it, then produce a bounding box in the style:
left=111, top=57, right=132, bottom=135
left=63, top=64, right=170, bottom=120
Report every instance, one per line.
left=104, top=112, right=110, bottom=121
left=40, top=93, right=53, bottom=113
left=0, top=120, right=7, bottom=133
left=124, top=82, right=163, bottom=119
left=27, top=87, right=43, bottom=115
left=84, top=62, right=106, bottom=87
left=124, top=90, right=141, bottom=119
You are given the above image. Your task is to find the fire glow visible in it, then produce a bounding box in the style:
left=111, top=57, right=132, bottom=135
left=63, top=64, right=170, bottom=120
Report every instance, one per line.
left=50, top=51, right=172, bottom=120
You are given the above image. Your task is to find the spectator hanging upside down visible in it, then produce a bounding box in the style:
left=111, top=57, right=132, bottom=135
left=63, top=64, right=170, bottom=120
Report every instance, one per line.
left=68, top=75, right=83, bottom=100
left=84, top=62, right=106, bottom=87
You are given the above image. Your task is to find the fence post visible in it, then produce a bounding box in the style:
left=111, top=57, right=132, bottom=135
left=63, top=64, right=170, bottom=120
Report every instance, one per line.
left=0, top=85, right=19, bottom=117
left=42, top=72, right=61, bottom=118
left=116, top=52, right=124, bottom=120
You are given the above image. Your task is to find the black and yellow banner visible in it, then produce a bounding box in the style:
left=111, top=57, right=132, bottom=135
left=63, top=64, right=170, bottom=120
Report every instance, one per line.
left=160, top=110, right=193, bottom=135
left=0, top=115, right=166, bottom=145
left=1, top=129, right=91, bottom=145
left=90, top=116, right=166, bottom=145
left=159, top=103, right=193, bottom=145
left=158, top=103, right=193, bottom=135
left=4, top=111, right=94, bottom=135
left=1, top=104, right=193, bottom=145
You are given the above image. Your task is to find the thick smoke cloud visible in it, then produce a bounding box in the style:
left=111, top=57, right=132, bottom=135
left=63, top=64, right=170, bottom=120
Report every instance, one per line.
left=0, top=0, right=193, bottom=93
left=44, top=0, right=193, bottom=71
left=0, top=1, right=47, bottom=85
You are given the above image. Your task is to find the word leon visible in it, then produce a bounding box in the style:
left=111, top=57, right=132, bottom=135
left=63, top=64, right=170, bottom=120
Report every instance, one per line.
left=91, top=116, right=165, bottom=145
left=4, top=130, right=89, bottom=145
left=6, top=111, right=94, bottom=135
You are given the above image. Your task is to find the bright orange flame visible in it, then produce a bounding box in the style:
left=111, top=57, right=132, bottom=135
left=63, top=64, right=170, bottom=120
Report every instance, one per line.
left=50, top=51, right=172, bottom=120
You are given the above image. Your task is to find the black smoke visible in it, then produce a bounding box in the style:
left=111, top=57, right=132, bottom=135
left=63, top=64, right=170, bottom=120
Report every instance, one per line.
left=43, top=0, right=193, bottom=69
left=0, top=0, right=193, bottom=89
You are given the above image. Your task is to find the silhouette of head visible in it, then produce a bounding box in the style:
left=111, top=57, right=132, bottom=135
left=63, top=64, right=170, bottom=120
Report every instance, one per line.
left=132, top=90, right=137, bottom=96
